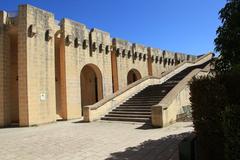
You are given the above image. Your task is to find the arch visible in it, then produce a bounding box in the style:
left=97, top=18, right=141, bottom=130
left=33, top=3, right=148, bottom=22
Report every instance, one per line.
left=127, top=69, right=142, bottom=85
left=80, top=64, right=103, bottom=109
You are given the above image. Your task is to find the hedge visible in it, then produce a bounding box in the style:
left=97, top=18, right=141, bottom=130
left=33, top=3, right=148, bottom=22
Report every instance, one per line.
left=190, top=72, right=240, bottom=160
left=223, top=104, right=240, bottom=160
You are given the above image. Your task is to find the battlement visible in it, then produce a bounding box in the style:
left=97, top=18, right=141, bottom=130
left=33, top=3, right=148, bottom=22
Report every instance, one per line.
left=0, top=4, right=208, bottom=127
left=0, top=4, right=197, bottom=60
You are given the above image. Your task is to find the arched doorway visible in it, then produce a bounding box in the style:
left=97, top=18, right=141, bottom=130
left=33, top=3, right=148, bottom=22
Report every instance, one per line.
left=80, top=64, right=103, bottom=108
left=127, top=69, right=142, bottom=85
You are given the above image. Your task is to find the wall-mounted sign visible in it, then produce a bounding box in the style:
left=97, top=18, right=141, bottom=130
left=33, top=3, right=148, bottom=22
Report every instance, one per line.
left=40, top=93, right=47, bottom=101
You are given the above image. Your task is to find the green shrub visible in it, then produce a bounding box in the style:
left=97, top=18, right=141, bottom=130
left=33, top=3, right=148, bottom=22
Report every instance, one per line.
left=190, top=72, right=240, bottom=160
left=223, top=105, right=240, bottom=160
left=190, top=76, right=226, bottom=160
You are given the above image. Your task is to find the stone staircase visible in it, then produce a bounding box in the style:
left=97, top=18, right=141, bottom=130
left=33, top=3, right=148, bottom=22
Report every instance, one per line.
left=101, top=62, right=209, bottom=123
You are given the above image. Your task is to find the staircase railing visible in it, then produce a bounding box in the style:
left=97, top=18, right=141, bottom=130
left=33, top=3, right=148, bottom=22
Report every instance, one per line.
left=83, top=52, right=214, bottom=122
left=152, top=60, right=212, bottom=127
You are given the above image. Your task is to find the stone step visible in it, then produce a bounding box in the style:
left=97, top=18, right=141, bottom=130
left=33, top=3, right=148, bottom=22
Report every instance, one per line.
left=132, top=95, right=163, bottom=97
left=117, top=106, right=151, bottom=109
left=105, top=114, right=151, bottom=118
left=100, top=63, right=206, bottom=123
left=122, top=103, right=158, bottom=106
left=120, top=104, right=153, bottom=106
left=122, top=102, right=158, bottom=105
left=126, top=100, right=161, bottom=103
left=121, top=104, right=156, bottom=107
left=127, top=98, right=161, bottom=100
left=113, top=108, right=151, bottom=112
left=101, top=117, right=150, bottom=122
left=129, top=97, right=164, bottom=100
left=134, top=95, right=167, bottom=98
left=125, top=99, right=161, bottom=102
left=136, top=93, right=169, bottom=96
left=127, top=100, right=162, bottom=103
left=138, top=90, right=171, bottom=94
left=109, top=111, right=151, bottom=115
left=139, top=89, right=172, bottom=93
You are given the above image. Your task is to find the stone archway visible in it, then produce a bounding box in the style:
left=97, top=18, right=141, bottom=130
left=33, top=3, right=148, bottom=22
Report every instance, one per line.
left=127, top=69, right=142, bottom=85
left=80, top=64, right=103, bottom=108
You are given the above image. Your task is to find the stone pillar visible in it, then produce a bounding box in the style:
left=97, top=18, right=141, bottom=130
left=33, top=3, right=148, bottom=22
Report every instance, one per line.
left=18, top=5, right=29, bottom=126
left=151, top=106, right=163, bottom=127
left=111, top=39, right=119, bottom=93
left=18, top=5, right=56, bottom=126
left=58, top=29, right=68, bottom=120
left=0, top=11, right=12, bottom=127
left=0, top=11, right=7, bottom=127
left=147, top=47, right=153, bottom=76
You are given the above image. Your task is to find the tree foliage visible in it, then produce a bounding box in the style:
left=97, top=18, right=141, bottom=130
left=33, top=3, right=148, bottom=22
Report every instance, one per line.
left=190, top=72, right=240, bottom=160
left=214, top=0, right=240, bottom=73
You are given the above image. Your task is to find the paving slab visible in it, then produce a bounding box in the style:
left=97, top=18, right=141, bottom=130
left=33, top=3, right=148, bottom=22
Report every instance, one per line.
left=0, top=120, right=193, bottom=160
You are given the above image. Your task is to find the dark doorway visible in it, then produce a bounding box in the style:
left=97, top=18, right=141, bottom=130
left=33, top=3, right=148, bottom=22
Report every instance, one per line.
left=127, top=69, right=142, bottom=85
left=80, top=64, right=103, bottom=115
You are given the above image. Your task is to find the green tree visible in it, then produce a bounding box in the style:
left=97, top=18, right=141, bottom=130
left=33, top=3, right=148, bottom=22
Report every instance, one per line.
left=214, top=0, right=240, bottom=73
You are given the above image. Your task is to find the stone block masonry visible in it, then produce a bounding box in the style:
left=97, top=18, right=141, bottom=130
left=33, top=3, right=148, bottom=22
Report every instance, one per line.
left=0, top=4, right=197, bottom=127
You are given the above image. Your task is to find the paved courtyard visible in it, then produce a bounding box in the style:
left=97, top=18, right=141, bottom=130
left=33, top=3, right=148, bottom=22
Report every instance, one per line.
left=0, top=120, right=193, bottom=160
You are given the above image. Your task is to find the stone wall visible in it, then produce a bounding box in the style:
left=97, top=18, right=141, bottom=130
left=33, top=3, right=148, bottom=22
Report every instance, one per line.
left=18, top=5, right=56, bottom=126
left=151, top=48, right=164, bottom=77
left=113, top=38, right=149, bottom=90
left=0, top=4, right=198, bottom=126
left=59, top=19, right=113, bottom=119
left=0, top=11, right=11, bottom=127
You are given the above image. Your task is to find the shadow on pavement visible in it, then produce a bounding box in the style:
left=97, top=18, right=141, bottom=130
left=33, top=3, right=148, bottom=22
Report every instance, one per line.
left=72, top=120, right=88, bottom=123
left=135, top=123, right=157, bottom=130
left=106, top=132, right=192, bottom=160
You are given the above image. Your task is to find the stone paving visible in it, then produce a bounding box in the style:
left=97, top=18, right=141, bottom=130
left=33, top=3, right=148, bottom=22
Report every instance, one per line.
left=0, top=120, right=193, bottom=160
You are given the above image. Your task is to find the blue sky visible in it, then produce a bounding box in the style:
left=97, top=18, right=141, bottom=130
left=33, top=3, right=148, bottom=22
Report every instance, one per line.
left=0, top=0, right=226, bottom=55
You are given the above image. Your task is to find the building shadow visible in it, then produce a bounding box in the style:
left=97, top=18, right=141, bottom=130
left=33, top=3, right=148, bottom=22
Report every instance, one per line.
left=0, top=125, right=20, bottom=129
left=135, top=122, right=157, bottom=130
left=72, top=120, right=88, bottom=123
left=105, top=132, right=192, bottom=160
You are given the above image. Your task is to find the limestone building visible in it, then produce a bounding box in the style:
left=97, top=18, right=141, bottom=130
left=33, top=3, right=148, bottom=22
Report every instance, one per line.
left=0, top=4, right=199, bottom=127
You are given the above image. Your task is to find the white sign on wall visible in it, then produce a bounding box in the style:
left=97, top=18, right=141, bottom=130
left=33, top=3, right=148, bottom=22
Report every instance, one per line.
left=40, top=93, right=47, bottom=101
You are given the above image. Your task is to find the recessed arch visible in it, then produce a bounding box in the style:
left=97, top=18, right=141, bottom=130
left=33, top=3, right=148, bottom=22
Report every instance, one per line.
left=80, top=64, right=103, bottom=110
left=127, top=69, right=142, bottom=85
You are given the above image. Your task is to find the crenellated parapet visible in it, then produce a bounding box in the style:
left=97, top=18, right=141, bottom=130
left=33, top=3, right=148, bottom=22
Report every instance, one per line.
left=132, top=43, right=148, bottom=61
left=22, top=5, right=56, bottom=43
left=1, top=5, right=197, bottom=65
left=0, top=4, right=204, bottom=127
left=162, top=50, right=175, bottom=67
left=113, top=38, right=133, bottom=58
left=149, top=48, right=163, bottom=64
left=60, top=18, right=89, bottom=49
left=90, top=28, right=111, bottom=54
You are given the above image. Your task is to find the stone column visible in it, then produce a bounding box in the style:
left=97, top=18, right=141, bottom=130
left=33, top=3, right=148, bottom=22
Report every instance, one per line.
left=0, top=11, right=6, bottom=127
left=147, top=47, right=153, bottom=76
